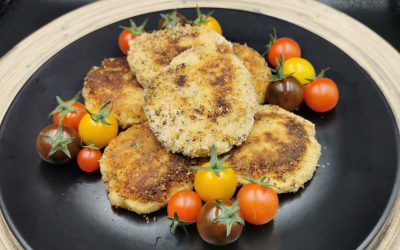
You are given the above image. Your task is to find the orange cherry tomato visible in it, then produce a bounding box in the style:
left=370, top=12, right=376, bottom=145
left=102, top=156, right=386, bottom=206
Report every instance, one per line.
left=304, top=77, right=339, bottom=112
left=237, top=180, right=279, bottom=225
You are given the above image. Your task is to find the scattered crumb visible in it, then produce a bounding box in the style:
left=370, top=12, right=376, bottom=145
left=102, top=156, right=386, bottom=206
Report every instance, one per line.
left=143, top=214, right=150, bottom=223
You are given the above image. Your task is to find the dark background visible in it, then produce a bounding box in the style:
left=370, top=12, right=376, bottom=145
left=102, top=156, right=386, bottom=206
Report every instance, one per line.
left=0, top=0, right=399, bottom=57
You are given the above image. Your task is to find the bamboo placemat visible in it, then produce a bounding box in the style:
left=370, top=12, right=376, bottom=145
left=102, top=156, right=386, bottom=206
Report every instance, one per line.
left=0, top=0, right=399, bottom=249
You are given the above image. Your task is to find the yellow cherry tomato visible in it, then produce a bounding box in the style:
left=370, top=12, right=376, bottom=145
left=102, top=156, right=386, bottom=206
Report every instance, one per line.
left=282, top=57, right=315, bottom=85
left=194, top=16, right=222, bottom=34
left=78, top=108, right=118, bottom=148
left=194, top=162, right=237, bottom=202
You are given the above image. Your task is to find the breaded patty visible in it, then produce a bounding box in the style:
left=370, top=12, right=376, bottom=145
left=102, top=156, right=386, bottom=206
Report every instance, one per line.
left=100, top=123, right=198, bottom=214
left=82, top=57, right=145, bottom=129
left=233, top=43, right=271, bottom=104
left=144, top=47, right=258, bottom=158
left=229, top=105, right=321, bottom=193
left=127, top=25, right=232, bottom=88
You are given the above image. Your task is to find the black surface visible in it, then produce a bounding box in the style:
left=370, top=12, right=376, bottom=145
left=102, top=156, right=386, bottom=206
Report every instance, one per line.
left=0, top=8, right=399, bottom=250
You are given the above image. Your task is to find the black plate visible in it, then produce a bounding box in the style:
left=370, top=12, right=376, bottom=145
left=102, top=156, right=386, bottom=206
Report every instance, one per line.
left=0, top=8, right=399, bottom=250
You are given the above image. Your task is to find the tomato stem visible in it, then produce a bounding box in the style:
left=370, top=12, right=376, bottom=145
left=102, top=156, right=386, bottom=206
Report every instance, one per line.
left=191, top=145, right=234, bottom=176
left=44, top=123, right=76, bottom=158
left=82, top=143, right=101, bottom=150
left=49, top=91, right=82, bottom=121
left=191, top=5, right=214, bottom=26
left=306, top=67, right=330, bottom=82
left=270, top=55, right=292, bottom=82
left=169, top=212, right=192, bottom=234
left=263, top=27, right=277, bottom=56
left=160, top=10, right=185, bottom=28
left=119, top=19, right=148, bottom=36
left=214, top=200, right=244, bottom=237
left=245, top=175, right=280, bottom=190
left=86, top=101, right=113, bottom=125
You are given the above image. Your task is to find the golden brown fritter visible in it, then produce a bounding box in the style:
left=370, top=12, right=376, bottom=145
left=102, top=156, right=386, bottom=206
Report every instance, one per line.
left=144, top=46, right=258, bottom=158
left=127, top=25, right=232, bottom=88
left=82, top=57, right=145, bottom=129
left=228, top=105, right=321, bottom=193
left=100, top=123, right=198, bottom=214
left=233, top=43, right=271, bottom=104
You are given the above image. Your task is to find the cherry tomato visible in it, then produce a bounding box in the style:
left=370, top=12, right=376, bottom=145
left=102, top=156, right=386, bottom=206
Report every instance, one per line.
left=167, top=190, right=202, bottom=233
left=50, top=92, right=87, bottom=131
left=77, top=147, right=102, bottom=173
left=78, top=101, right=118, bottom=148
left=197, top=199, right=244, bottom=246
left=159, top=10, right=187, bottom=29
left=193, top=7, right=222, bottom=34
left=283, top=57, right=315, bottom=85
left=267, top=29, right=301, bottom=68
left=304, top=77, right=339, bottom=112
left=266, top=76, right=304, bottom=111
left=118, top=19, right=148, bottom=55
left=237, top=177, right=279, bottom=225
left=36, top=124, right=80, bottom=164
left=193, top=146, right=237, bottom=202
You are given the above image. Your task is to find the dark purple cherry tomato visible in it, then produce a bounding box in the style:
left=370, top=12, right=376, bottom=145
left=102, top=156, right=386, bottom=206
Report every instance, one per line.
left=36, top=124, right=80, bottom=164
left=159, top=10, right=187, bottom=29
left=266, top=76, right=304, bottom=111
left=197, top=199, right=244, bottom=246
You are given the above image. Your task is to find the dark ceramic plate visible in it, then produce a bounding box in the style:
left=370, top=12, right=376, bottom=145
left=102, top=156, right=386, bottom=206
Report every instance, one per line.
left=0, top=8, right=399, bottom=250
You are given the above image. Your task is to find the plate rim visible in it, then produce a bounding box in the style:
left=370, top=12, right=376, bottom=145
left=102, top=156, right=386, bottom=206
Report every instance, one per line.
left=0, top=0, right=399, bottom=249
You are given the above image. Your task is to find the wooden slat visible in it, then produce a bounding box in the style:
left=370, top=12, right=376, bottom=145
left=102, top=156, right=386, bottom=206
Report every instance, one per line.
left=0, top=0, right=399, bottom=249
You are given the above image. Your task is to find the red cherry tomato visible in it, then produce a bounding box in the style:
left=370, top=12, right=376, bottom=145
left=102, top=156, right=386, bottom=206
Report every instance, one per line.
left=268, top=36, right=301, bottom=68
left=167, top=190, right=202, bottom=222
left=304, top=77, right=339, bottom=112
left=77, top=148, right=102, bottom=173
left=53, top=101, right=86, bottom=131
left=167, top=190, right=202, bottom=234
left=118, top=19, right=148, bottom=55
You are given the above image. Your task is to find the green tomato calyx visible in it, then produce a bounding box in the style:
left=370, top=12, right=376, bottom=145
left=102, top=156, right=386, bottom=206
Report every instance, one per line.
left=270, top=55, right=292, bottom=82
left=245, top=175, right=279, bottom=190
left=191, top=6, right=214, bottom=26
left=43, top=123, right=75, bottom=158
left=160, top=10, right=185, bottom=28
left=214, top=200, right=244, bottom=237
left=49, top=91, right=82, bottom=121
left=169, top=212, right=193, bottom=234
left=191, top=145, right=233, bottom=176
left=82, top=143, right=101, bottom=150
left=120, top=19, right=148, bottom=36
left=87, top=101, right=113, bottom=125
left=263, top=27, right=278, bottom=55
left=306, top=67, right=330, bottom=82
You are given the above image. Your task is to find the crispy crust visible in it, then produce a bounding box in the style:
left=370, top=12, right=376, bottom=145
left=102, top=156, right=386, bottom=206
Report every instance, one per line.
left=144, top=46, right=258, bottom=157
left=82, top=57, right=145, bottom=128
left=229, top=105, right=321, bottom=193
left=233, top=43, right=271, bottom=104
left=100, top=123, right=199, bottom=214
left=127, top=25, right=232, bottom=88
